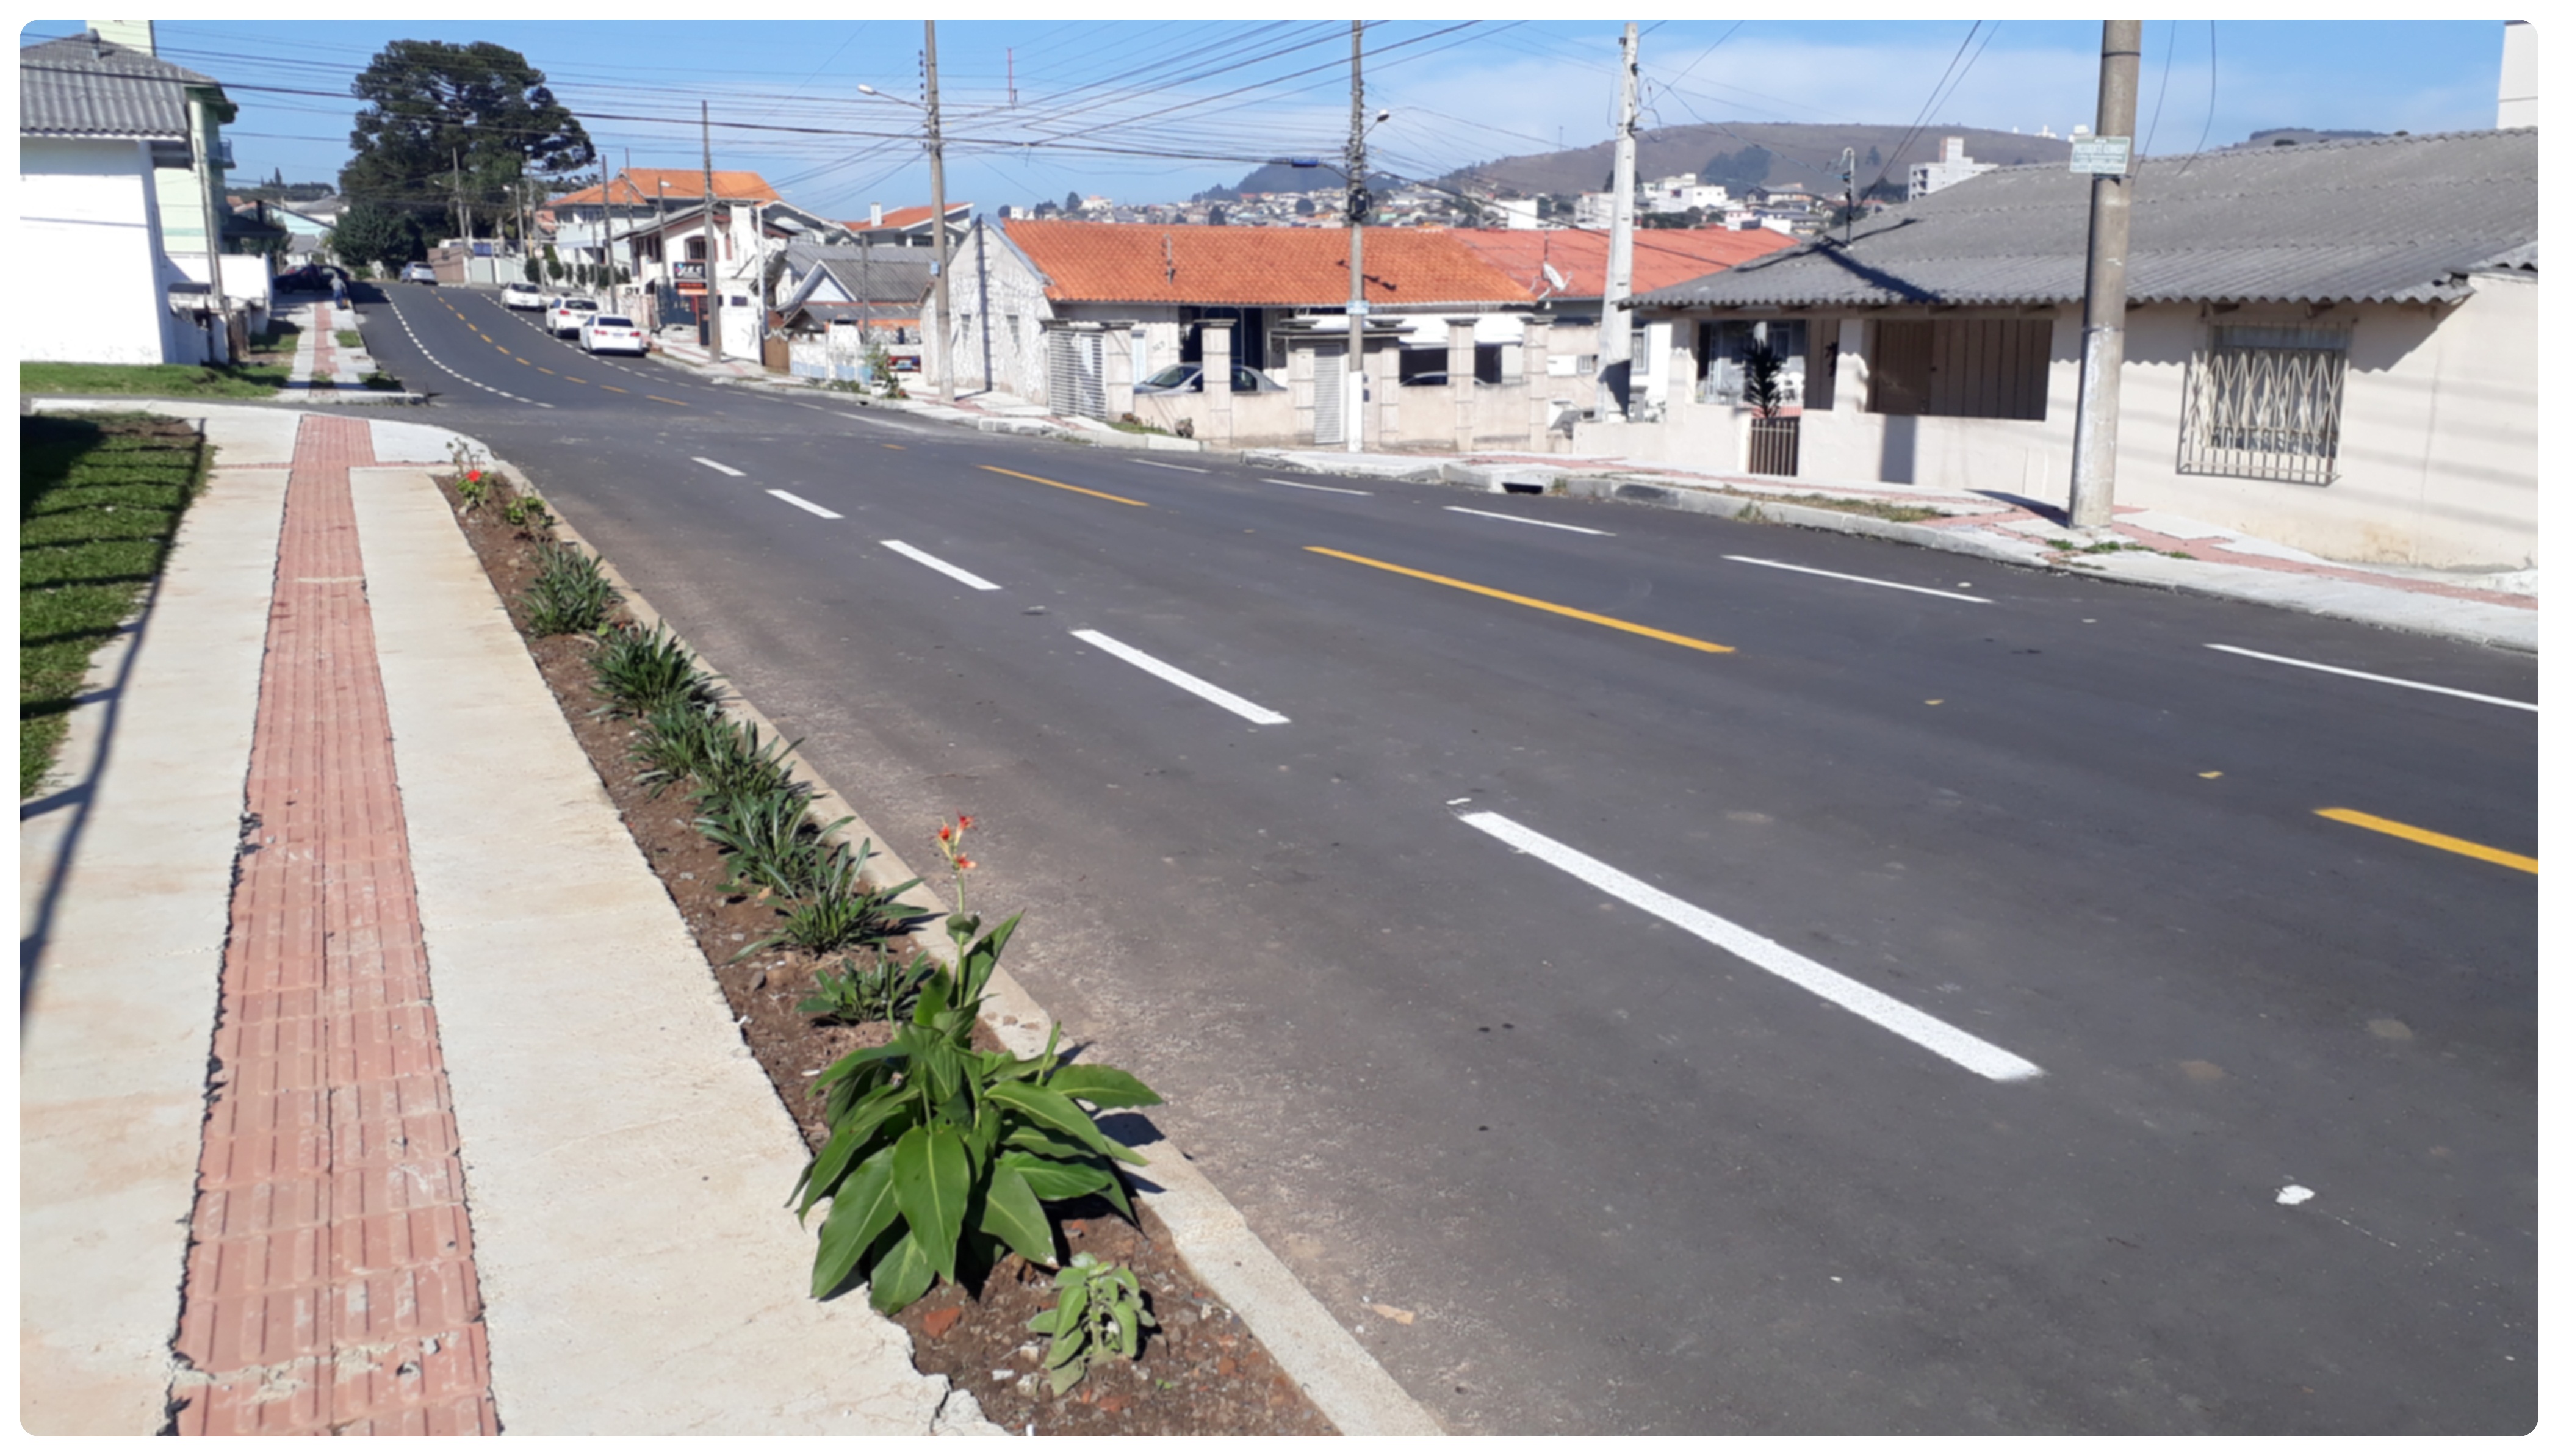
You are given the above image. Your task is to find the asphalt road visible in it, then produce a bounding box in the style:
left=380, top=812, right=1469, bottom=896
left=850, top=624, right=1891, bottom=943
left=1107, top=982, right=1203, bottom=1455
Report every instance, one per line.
left=353, top=281, right=2537, bottom=1435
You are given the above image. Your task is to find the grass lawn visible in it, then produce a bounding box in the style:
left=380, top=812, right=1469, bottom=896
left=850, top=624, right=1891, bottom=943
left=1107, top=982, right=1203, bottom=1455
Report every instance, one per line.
left=20, top=359, right=291, bottom=398
left=20, top=413, right=208, bottom=798
left=336, top=330, right=361, bottom=349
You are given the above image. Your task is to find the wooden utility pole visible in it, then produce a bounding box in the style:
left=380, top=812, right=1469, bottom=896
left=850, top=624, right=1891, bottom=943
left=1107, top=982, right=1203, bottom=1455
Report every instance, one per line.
left=1345, top=20, right=1368, bottom=452
left=926, top=21, right=952, bottom=397
left=702, top=101, right=722, bottom=361
left=2067, top=20, right=2141, bottom=528
left=1598, top=21, right=1640, bottom=422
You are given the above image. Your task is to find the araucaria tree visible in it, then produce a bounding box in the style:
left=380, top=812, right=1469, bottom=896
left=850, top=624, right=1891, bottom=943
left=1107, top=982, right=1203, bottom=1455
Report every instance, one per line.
left=339, top=40, right=594, bottom=243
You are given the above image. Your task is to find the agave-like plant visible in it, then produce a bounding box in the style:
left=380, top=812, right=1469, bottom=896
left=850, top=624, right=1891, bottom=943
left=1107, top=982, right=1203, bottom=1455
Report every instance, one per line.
left=628, top=703, right=722, bottom=798
left=688, top=718, right=803, bottom=816
left=589, top=622, right=720, bottom=718
left=698, top=787, right=842, bottom=899
left=794, top=912, right=1161, bottom=1313
left=517, top=542, right=618, bottom=636
left=743, top=837, right=921, bottom=959
left=799, top=952, right=934, bottom=1026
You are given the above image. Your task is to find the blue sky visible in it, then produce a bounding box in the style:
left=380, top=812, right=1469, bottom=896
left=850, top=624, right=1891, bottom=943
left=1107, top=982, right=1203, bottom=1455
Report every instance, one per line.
left=22, top=18, right=2512, bottom=218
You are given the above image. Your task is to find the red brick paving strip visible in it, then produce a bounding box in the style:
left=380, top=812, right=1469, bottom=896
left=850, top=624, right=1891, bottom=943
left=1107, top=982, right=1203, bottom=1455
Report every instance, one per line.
left=170, top=415, right=499, bottom=1435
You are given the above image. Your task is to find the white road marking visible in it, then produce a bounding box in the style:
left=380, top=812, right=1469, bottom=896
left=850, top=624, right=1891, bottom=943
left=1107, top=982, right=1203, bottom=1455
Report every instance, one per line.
left=1261, top=477, right=1370, bottom=496
left=1723, top=555, right=1992, bottom=603
left=766, top=490, right=842, bottom=520
left=2204, top=643, right=2536, bottom=713
left=2277, top=1184, right=2316, bottom=1205
left=882, top=540, right=1000, bottom=591
left=1446, top=505, right=1612, bottom=536
left=1069, top=629, right=1288, bottom=726
left=380, top=296, right=552, bottom=406
left=1458, top=810, right=2044, bottom=1083
left=693, top=456, right=746, bottom=477
left=1134, top=460, right=1211, bottom=474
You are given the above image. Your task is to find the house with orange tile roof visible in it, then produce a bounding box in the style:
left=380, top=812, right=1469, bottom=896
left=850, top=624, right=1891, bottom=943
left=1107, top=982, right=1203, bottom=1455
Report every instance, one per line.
left=841, top=200, right=973, bottom=246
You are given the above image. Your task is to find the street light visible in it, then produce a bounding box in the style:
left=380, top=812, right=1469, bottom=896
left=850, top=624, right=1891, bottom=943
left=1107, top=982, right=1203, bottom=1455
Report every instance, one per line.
left=860, top=28, right=951, bottom=398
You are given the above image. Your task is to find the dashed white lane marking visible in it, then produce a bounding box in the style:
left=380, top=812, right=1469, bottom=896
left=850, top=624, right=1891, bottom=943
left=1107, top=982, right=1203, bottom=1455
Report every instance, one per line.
left=381, top=294, right=552, bottom=406
left=1068, top=629, right=1288, bottom=726
left=1261, top=477, right=1370, bottom=496
left=693, top=456, right=746, bottom=477
left=2277, top=1184, right=2316, bottom=1205
left=1723, top=555, right=1992, bottom=604
left=1458, top=810, right=2044, bottom=1083
left=882, top=539, right=1001, bottom=591
left=767, top=490, right=842, bottom=519
left=2204, top=643, right=2536, bottom=713
left=1134, top=460, right=1211, bottom=474
left=1446, top=505, right=1612, bottom=537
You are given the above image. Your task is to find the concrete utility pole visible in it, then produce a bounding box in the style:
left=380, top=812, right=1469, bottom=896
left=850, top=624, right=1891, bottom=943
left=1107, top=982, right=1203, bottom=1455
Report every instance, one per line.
left=2066, top=20, right=2141, bottom=528
left=1345, top=20, right=1368, bottom=453
left=453, top=148, right=469, bottom=243
left=1598, top=21, right=1640, bottom=422
left=702, top=100, right=721, bottom=362
left=975, top=212, right=994, bottom=392
left=926, top=21, right=952, bottom=397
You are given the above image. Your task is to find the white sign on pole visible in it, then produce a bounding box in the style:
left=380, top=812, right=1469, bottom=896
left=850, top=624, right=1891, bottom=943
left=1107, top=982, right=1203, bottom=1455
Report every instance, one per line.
left=2070, top=135, right=2133, bottom=175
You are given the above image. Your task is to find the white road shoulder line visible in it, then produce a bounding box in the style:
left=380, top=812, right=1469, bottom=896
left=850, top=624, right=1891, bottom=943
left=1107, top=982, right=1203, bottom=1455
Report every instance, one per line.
left=2203, top=643, right=2537, bottom=712
left=1261, top=477, right=1370, bottom=496
left=1460, top=811, right=2043, bottom=1083
left=766, top=490, right=842, bottom=520
left=1069, top=629, right=1288, bottom=726
left=1724, top=555, right=1993, bottom=604
left=1135, top=460, right=1211, bottom=474
left=693, top=456, right=746, bottom=477
left=882, top=540, right=1000, bottom=591
left=1446, top=505, right=1612, bottom=536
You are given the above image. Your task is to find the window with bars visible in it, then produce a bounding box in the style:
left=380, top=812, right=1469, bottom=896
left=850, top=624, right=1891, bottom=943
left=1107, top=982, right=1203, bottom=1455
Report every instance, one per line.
left=2177, top=324, right=2350, bottom=485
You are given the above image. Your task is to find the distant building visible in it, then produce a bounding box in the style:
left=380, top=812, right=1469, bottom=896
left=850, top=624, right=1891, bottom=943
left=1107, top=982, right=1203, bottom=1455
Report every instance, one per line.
left=1492, top=198, right=1547, bottom=231
left=1908, top=136, right=1997, bottom=199
left=1638, top=173, right=1729, bottom=215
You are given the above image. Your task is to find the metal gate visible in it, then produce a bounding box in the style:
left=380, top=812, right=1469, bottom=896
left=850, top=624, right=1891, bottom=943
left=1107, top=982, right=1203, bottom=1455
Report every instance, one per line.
left=1046, top=328, right=1105, bottom=420
left=1747, top=415, right=1800, bottom=476
left=1310, top=343, right=1345, bottom=444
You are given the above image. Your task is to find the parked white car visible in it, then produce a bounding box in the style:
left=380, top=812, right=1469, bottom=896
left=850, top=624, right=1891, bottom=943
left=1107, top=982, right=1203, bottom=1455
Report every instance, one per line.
left=579, top=314, right=648, bottom=356
left=545, top=296, right=599, bottom=337
left=500, top=281, right=545, bottom=310
left=400, top=262, right=436, bottom=284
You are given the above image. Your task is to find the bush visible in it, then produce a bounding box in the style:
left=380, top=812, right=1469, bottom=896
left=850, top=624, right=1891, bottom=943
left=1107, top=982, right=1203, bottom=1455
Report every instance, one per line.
left=688, top=717, right=803, bottom=816
left=516, top=542, right=618, bottom=636
left=743, top=837, right=922, bottom=959
left=629, top=702, right=724, bottom=798
left=794, top=911, right=1162, bottom=1314
left=589, top=621, right=721, bottom=718
left=696, top=784, right=836, bottom=898
left=799, top=952, right=934, bottom=1026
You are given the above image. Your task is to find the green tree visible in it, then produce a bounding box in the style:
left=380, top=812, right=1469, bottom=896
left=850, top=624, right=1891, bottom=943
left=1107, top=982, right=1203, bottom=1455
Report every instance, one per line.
left=339, top=40, right=594, bottom=241
left=331, top=200, right=427, bottom=269
left=1064, top=190, right=1084, bottom=213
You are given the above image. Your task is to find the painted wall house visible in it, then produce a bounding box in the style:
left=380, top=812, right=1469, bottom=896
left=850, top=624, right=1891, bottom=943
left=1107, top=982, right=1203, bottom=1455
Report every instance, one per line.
left=21, top=27, right=248, bottom=364
left=619, top=200, right=837, bottom=356
left=841, top=200, right=972, bottom=247
left=1588, top=128, right=2538, bottom=570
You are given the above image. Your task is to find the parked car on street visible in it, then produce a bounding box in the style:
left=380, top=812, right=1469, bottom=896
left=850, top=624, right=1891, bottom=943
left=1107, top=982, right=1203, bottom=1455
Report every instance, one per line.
left=400, top=262, right=436, bottom=284
left=275, top=265, right=334, bottom=294
left=1134, top=362, right=1284, bottom=394
left=500, top=281, right=545, bottom=310
left=545, top=297, right=600, bottom=337
left=578, top=315, right=648, bottom=356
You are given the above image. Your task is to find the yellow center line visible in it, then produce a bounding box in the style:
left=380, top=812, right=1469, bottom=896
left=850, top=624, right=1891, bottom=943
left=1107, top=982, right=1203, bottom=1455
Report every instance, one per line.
left=600, top=383, right=628, bottom=393
left=514, top=356, right=530, bottom=365
left=564, top=375, right=587, bottom=384
left=646, top=394, right=688, bottom=406
left=881, top=443, right=906, bottom=450
left=477, top=330, right=492, bottom=342
left=2315, top=807, right=2537, bottom=874
left=977, top=464, right=1147, bottom=507
left=1305, top=546, right=1737, bottom=654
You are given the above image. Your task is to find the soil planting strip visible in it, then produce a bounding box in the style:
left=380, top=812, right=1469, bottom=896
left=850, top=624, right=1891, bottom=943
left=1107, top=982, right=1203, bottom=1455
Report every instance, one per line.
left=168, top=414, right=499, bottom=1435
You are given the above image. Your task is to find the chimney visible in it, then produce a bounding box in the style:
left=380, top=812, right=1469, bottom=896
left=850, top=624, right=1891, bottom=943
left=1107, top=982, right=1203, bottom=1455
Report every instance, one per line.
left=870, top=203, right=884, bottom=226
left=88, top=18, right=154, bottom=51
left=2499, top=20, right=2537, bottom=128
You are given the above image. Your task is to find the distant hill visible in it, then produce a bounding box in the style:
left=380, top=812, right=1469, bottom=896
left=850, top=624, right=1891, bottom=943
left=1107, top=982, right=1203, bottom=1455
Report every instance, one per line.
left=1197, top=160, right=1413, bottom=201
left=1437, top=121, right=2073, bottom=198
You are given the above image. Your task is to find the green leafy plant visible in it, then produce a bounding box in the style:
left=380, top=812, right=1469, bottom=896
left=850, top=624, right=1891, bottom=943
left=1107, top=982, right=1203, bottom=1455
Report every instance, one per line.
left=503, top=492, right=554, bottom=530
left=696, top=785, right=835, bottom=898
left=516, top=542, right=618, bottom=636
left=452, top=467, right=494, bottom=516
left=1740, top=337, right=1794, bottom=420
left=799, top=952, right=935, bottom=1026
left=629, top=702, right=724, bottom=797
left=589, top=621, right=721, bottom=718
left=1027, top=1253, right=1156, bottom=1396
left=688, top=718, right=804, bottom=816
left=745, top=837, right=923, bottom=959
left=794, top=908, right=1162, bottom=1314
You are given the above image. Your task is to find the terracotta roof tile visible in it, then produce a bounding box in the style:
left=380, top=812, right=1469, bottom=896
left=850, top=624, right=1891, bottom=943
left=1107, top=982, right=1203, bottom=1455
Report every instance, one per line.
left=1000, top=220, right=1535, bottom=308
left=555, top=169, right=780, bottom=207
left=844, top=203, right=970, bottom=231
left=1452, top=226, right=1800, bottom=298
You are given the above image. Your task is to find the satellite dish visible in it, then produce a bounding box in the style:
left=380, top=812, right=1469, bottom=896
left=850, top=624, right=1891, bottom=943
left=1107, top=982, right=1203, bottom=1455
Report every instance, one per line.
left=1541, top=262, right=1567, bottom=289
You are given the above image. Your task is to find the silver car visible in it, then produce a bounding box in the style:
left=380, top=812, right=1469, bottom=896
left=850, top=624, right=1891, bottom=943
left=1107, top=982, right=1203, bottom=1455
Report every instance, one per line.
left=1135, top=363, right=1284, bottom=394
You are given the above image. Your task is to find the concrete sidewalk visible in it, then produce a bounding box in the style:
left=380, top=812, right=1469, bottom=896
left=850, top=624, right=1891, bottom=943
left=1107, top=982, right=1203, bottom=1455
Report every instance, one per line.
left=19, top=403, right=996, bottom=1435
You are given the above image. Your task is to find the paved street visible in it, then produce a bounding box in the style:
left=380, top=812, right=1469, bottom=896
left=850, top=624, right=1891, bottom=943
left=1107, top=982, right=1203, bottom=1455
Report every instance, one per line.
left=351, top=280, right=2536, bottom=1435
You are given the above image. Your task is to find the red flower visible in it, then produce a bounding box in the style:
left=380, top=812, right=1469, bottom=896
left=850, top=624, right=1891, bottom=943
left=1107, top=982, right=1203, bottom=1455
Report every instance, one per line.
left=937, top=824, right=953, bottom=842
left=466, top=469, right=483, bottom=482
left=957, top=814, right=976, bottom=831
left=952, top=855, right=975, bottom=871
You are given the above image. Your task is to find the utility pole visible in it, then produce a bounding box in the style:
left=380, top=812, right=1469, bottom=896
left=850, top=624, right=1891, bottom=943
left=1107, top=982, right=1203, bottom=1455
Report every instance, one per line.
left=1598, top=21, right=1640, bottom=422
left=1345, top=20, right=1368, bottom=453
left=453, top=148, right=469, bottom=243
left=975, top=211, right=994, bottom=392
left=2066, top=20, right=2141, bottom=528
left=925, top=21, right=952, bottom=398
left=1839, top=148, right=1857, bottom=247
left=702, top=100, right=720, bottom=362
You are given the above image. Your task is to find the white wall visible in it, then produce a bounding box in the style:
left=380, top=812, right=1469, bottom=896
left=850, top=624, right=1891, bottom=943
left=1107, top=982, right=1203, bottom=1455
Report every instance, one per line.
left=21, top=137, right=178, bottom=364
left=1580, top=294, right=2538, bottom=568
left=926, top=225, right=1059, bottom=400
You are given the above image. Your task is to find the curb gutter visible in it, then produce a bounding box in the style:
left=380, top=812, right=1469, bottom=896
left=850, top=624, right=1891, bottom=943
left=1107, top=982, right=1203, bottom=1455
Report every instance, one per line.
left=469, top=437, right=1444, bottom=1438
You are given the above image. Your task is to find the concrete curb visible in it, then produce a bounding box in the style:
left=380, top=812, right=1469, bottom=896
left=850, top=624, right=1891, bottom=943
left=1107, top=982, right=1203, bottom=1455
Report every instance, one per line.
left=455, top=431, right=1443, bottom=1438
